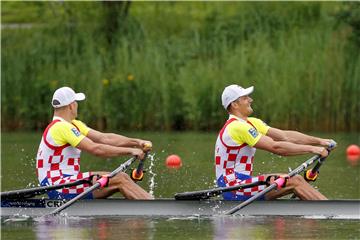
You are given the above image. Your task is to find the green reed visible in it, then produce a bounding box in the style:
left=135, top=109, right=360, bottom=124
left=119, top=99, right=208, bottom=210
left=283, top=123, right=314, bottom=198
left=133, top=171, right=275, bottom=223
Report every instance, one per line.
left=2, top=2, right=359, bottom=132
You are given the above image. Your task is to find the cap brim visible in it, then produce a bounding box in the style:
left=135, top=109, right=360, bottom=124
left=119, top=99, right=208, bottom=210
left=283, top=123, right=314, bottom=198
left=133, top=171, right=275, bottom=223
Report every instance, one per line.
left=241, top=86, right=254, bottom=96
left=75, top=93, right=86, bottom=101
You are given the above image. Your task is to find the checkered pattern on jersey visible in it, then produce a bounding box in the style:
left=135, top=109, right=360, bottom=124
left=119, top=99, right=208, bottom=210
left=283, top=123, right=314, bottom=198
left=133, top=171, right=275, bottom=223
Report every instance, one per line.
left=217, top=147, right=254, bottom=185
left=37, top=157, right=81, bottom=180
left=235, top=175, right=266, bottom=196
left=52, top=172, right=92, bottom=195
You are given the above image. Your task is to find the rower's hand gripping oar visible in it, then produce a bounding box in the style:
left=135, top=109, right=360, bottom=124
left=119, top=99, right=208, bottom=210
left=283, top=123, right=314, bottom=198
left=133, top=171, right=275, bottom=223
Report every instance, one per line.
left=174, top=181, right=266, bottom=200
left=304, top=140, right=337, bottom=181
left=130, top=143, right=152, bottom=181
left=224, top=141, right=337, bottom=215
left=49, top=156, right=138, bottom=216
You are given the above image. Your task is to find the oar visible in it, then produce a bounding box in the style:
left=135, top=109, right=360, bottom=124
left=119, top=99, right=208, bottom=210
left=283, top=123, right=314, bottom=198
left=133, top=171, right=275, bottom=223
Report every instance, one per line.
left=303, top=156, right=326, bottom=181
left=287, top=154, right=327, bottom=199
left=0, top=179, right=90, bottom=200
left=304, top=140, right=337, bottom=181
left=224, top=154, right=322, bottom=215
left=225, top=142, right=337, bottom=215
left=174, top=181, right=266, bottom=200
left=130, top=151, right=149, bottom=181
left=49, top=156, right=138, bottom=216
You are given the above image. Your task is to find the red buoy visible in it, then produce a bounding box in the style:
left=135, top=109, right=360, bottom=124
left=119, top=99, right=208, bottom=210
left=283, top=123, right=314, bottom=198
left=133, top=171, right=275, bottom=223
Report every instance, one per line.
left=346, top=144, right=360, bottom=165
left=347, top=145, right=360, bottom=157
left=166, top=154, right=182, bottom=169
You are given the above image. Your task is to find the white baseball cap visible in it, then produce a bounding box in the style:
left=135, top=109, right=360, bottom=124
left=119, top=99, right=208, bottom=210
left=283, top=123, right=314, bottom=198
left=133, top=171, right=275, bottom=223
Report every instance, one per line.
left=51, top=87, right=86, bottom=108
left=221, top=84, right=254, bottom=110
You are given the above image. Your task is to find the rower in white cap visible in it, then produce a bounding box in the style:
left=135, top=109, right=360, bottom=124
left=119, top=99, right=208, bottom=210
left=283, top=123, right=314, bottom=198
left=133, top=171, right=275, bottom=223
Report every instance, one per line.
left=36, top=86, right=153, bottom=200
left=214, top=84, right=335, bottom=201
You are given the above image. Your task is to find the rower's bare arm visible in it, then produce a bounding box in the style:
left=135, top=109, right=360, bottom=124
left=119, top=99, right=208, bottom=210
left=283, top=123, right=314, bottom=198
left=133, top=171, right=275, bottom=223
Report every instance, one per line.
left=254, top=135, right=328, bottom=157
left=77, top=137, right=145, bottom=159
left=267, top=128, right=332, bottom=147
left=87, top=129, right=151, bottom=150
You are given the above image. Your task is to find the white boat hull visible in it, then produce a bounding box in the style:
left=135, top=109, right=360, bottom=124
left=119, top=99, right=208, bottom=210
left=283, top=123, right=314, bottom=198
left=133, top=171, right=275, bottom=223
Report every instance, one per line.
left=1, top=199, right=359, bottom=218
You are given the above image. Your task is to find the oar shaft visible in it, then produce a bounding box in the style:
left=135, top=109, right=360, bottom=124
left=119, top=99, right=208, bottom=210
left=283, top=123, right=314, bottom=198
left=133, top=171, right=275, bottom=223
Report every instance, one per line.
left=50, top=156, right=137, bottom=216
left=50, top=183, right=100, bottom=215
left=288, top=155, right=320, bottom=177
left=224, top=183, right=277, bottom=215
left=310, top=157, right=325, bottom=174
left=175, top=181, right=265, bottom=200
left=1, top=179, right=90, bottom=200
left=224, top=154, right=321, bottom=215
left=108, top=157, right=137, bottom=178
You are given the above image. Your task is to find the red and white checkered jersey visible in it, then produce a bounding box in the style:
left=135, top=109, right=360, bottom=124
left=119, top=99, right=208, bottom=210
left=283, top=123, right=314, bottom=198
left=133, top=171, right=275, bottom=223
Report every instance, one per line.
left=215, top=115, right=270, bottom=197
left=36, top=117, right=90, bottom=186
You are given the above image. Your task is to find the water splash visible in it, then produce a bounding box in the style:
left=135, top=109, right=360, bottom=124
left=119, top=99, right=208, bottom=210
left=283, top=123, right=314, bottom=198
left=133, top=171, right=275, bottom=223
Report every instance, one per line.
left=3, top=215, right=31, bottom=223
left=148, top=153, right=157, bottom=196
left=34, top=214, right=93, bottom=224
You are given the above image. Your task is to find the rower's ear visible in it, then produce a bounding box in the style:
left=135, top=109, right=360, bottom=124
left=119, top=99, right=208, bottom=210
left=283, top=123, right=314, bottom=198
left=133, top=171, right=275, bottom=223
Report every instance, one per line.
left=228, top=101, right=236, bottom=112
left=68, top=102, right=77, bottom=111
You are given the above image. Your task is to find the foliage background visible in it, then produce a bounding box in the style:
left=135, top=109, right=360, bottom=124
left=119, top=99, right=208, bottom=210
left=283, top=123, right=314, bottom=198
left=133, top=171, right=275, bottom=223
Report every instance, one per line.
left=2, top=2, right=359, bottom=132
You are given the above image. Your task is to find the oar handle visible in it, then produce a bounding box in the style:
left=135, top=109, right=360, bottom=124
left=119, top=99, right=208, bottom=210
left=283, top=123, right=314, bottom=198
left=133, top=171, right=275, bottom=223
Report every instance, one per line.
left=131, top=147, right=151, bottom=181
left=304, top=140, right=337, bottom=182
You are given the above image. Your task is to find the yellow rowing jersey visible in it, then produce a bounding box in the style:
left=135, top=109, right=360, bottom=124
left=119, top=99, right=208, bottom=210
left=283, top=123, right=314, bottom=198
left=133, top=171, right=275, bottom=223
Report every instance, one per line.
left=49, top=117, right=90, bottom=147
left=227, top=115, right=270, bottom=147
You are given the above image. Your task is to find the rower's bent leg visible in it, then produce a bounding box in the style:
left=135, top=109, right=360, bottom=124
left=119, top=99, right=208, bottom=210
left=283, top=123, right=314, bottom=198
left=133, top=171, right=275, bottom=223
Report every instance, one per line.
left=113, top=172, right=154, bottom=200
left=265, top=175, right=327, bottom=200
left=92, top=172, right=154, bottom=200
left=290, top=175, right=327, bottom=200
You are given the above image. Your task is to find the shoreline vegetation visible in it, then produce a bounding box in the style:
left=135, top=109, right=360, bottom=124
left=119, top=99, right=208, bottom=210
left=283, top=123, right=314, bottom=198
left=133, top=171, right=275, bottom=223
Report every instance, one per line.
left=2, top=2, right=359, bottom=132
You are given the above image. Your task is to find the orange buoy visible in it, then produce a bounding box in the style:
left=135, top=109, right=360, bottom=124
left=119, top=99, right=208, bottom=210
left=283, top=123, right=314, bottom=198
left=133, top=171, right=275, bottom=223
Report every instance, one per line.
left=347, top=145, right=360, bottom=156
left=166, top=154, right=182, bottom=169
left=346, top=144, right=360, bottom=165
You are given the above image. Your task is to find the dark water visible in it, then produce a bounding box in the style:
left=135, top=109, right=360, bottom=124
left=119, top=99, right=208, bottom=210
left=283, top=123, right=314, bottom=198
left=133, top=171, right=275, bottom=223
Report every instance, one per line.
left=1, top=131, right=360, bottom=239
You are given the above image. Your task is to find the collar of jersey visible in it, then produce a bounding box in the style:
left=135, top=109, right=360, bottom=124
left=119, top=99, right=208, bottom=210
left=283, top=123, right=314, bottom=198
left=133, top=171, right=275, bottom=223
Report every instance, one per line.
left=228, top=114, right=246, bottom=123
left=53, top=116, right=67, bottom=122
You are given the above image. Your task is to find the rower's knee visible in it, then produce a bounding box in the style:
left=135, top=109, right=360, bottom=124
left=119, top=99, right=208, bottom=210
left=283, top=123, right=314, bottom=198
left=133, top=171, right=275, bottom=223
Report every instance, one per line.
left=111, top=172, right=133, bottom=186
left=288, top=175, right=306, bottom=187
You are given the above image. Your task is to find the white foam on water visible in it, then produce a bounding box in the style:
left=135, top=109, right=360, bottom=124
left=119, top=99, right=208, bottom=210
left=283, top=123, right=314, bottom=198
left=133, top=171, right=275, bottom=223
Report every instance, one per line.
left=166, top=215, right=201, bottom=221
left=33, top=213, right=93, bottom=224
left=2, top=214, right=31, bottom=223
left=301, top=215, right=360, bottom=220
left=148, top=153, right=157, bottom=196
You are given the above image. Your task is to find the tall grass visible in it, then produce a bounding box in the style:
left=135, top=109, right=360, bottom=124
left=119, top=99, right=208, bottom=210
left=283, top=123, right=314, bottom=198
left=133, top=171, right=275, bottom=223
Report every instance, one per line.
left=2, top=2, right=359, bottom=132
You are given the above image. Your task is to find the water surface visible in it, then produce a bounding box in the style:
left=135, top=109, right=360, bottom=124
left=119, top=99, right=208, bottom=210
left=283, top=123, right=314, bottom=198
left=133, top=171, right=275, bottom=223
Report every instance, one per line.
left=2, top=216, right=360, bottom=240
left=1, top=131, right=360, bottom=239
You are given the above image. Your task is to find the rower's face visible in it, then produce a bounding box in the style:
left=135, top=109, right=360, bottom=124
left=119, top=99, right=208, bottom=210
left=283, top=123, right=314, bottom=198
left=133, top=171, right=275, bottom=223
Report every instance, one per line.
left=235, top=95, right=253, bottom=115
